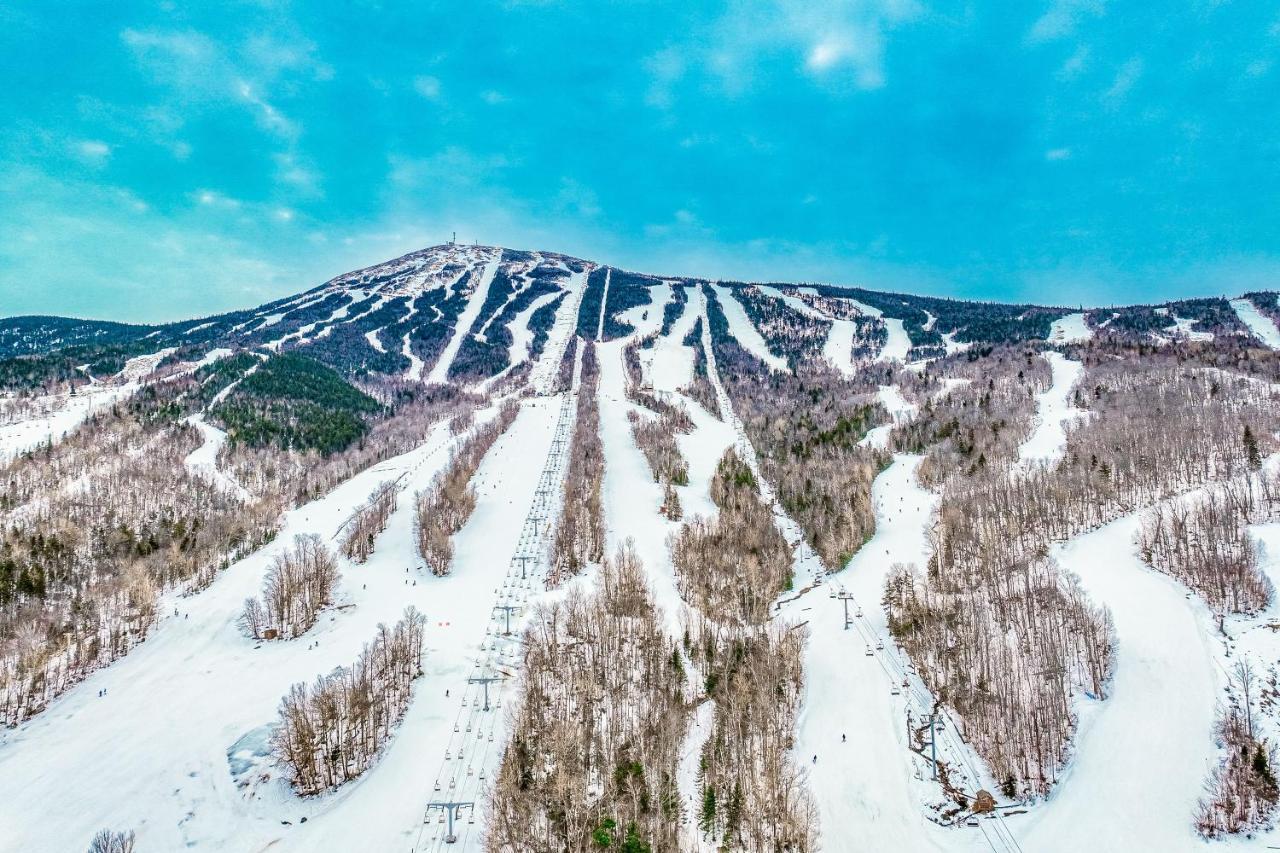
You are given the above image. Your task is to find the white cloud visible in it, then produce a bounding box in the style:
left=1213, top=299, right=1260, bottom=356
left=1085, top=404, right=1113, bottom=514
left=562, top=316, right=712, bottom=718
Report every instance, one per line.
left=235, top=79, right=298, bottom=139
left=480, top=89, right=507, bottom=105
left=414, top=75, right=442, bottom=100
left=643, top=47, right=686, bottom=109
left=195, top=189, right=241, bottom=209
left=1056, top=45, right=1091, bottom=80
left=73, top=139, right=112, bottom=164
left=1103, top=57, right=1143, bottom=105
left=700, top=0, right=921, bottom=94
left=1027, top=0, right=1106, bottom=44
left=1045, top=147, right=1072, bottom=161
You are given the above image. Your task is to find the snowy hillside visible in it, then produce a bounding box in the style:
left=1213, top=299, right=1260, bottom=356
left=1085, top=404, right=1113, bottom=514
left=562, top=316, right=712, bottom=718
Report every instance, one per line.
left=3, top=244, right=1280, bottom=852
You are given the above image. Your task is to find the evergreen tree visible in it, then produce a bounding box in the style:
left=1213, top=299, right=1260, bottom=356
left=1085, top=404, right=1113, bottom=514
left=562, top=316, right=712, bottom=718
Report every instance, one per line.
left=1244, top=424, right=1262, bottom=470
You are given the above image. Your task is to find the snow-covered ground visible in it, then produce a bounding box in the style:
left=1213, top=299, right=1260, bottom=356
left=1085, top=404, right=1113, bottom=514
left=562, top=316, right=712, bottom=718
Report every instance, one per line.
left=1165, top=315, right=1214, bottom=343
left=1048, top=313, right=1092, bottom=344
left=759, top=285, right=857, bottom=377
left=1018, top=352, right=1085, bottom=466
left=182, top=414, right=251, bottom=502
left=1015, top=508, right=1221, bottom=852
left=527, top=266, right=588, bottom=394
left=860, top=385, right=919, bottom=450
left=0, top=347, right=181, bottom=459
left=0, top=382, right=132, bottom=459
left=879, top=318, right=913, bottom=363
left=792, top=456, right=962, bottom=853
left=639, top=285, right=701, bottom=393
left=0, top=399, right=568, bottom=852
left=426, top=252, right=500, bottom=384
left=710, top=283, right=788, bottom=372
left=1231, top=297, right=1280, bottom=349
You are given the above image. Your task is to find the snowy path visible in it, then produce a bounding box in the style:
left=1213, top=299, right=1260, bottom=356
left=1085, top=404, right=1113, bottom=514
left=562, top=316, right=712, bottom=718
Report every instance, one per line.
left=0, top=382, right=133, bottom=459
left=1018, top=352, right=1085, bottom=466
left=182, top=414, right=251, bottom=502
left=859, top=385, right=919, bottom=451
left=369, top=393, right=572, bottom=853
left=879, top=318, right=912, bottom=363
left=1231, top=297, right=1280, bottom=348
left=709, top=283, right=788, bottom=372
left=641, top=286, right=700, bottom=393
left=792, top=456, right=956, bottom=853
left=597, top=336, right=728, bottom=849
left=528, top=266, right=588, bottom=393
left=1048, top=313, right=1092, bottom=344
left=426, top=252, right=500, bottom=384
left=0, top=415, right=488, bottom=852
left=1015, top=510, right=1220, bottom=852
left=760, top=285, right=857, bottom=377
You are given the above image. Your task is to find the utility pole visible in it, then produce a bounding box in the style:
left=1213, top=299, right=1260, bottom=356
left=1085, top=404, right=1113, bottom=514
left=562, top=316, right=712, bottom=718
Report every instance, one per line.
left=514, top=555, right=532, bottom=579
left=836, top=591, right=855, bottom=629
left=427, top=800, right=474, bottom=844
left=929, top=713, right=938, bottom=780
left=468, top=674, right=502, bottom=711
left=494, top=603, right=518, bottom=635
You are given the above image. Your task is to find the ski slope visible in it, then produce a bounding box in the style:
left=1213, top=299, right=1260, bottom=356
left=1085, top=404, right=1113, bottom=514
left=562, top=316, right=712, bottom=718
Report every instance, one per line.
left=1018, top=352, right=1085, bottom=466
left=710, top=284, right=788, bottom=372
left=792, top=456, right=957, bottom=853
left=182, top=414, right=251, bottom=502
left=1048, top=313, right=1092, bottom=344
left=1231, top=297, right=1280, bottom=348
left=1015, top=508, right=1220, bottom=852
left=0, top=404, right=553, bottom=851
left=426, top=252, right=500, bottom=384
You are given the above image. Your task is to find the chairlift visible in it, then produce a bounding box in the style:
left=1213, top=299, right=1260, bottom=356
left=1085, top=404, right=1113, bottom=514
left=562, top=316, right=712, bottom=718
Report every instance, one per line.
left=875, top=640, right=884, bottom=651
left=865, top=645, right=873, bottom=657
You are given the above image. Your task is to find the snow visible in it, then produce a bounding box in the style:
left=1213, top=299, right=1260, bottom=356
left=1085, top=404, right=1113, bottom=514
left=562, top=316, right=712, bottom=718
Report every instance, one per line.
left=1165, top=316, right=1214, bottom=342
left=847, top=298, right=883, bottom=319
left=365, top=328, right=386, bottom=353
left=1048, top=313, right=1092, bottom=344
left=757, top=285, right=857, bottom=377
left=1015, top=508, right=1220, bottom=852
left=594, top=267, right=611, bottom=341
left=528, top=266, right=588, bottom=394
left=879, top=318, right=912, bottom=363
left=942, top=331, right=970, bottom=356
left=1018, top=352, right=1085, bottom=466
left=182, top=414, right=251, bottom=502
left=709, top=283, right=788, bottom=372
left=817, top=318, right=857, bottom=376
left=840, top=298, right=911, bottom=363
left=616, top=281, right=671, bottom=340
left=759, top=285, right=827, bottom=321
left=860, top=385, right=918, bottom=450
left=0, top=394, right=575, bottom=852
left=792, top=456, right=958, bottom=853
left=597, top=339, right=689, bottom=640
left=1231, top=297, right=1280, bottom=349
left=0, top=383, right=133, bottom=460
left=640, top=286, right=701, bottom=393
left=0, top=347, right=180, bottom=460
left=426, top=252, right=500, bottom=384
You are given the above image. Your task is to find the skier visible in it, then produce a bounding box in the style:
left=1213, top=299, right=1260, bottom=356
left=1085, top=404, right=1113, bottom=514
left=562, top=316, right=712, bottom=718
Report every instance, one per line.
left=812, top=754, right=817, bottom=764
left=842, top=734, right=846, bottom=743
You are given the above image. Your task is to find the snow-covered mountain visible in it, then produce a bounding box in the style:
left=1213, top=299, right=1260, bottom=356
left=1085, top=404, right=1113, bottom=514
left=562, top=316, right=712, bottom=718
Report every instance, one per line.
left=2, top=244, right=1280, bottom=852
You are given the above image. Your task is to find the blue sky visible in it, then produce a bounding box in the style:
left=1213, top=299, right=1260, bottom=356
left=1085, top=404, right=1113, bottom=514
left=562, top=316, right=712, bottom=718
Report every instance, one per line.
left=2, top=1, right=1278, bottom=322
